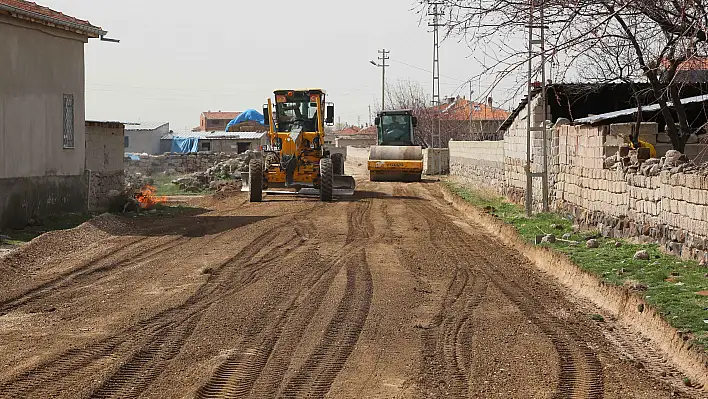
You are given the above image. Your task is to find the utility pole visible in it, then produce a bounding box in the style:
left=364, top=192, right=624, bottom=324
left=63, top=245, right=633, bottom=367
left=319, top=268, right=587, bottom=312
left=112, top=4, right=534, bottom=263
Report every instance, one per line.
left=429, top=2, right=444, bottom=149
left=370, top=49, right=390, bottom=111
left=468, top=80, right=474, bottom=137
left=525, top=0, right=549, bottom=215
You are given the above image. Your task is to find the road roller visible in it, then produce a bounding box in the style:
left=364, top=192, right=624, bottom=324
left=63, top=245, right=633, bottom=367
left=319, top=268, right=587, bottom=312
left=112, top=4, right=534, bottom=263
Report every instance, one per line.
left=368, top=109, right=423, bottom=182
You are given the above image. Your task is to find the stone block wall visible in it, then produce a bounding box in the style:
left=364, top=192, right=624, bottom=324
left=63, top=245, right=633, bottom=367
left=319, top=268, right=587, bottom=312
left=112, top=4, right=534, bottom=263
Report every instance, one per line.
left=450, top=121, right=708, bottom=261
left=125, top=153, right=244, bottom=176
left=86, top=122, right=125, bottom=211
left=423, top=148, right=450, bottom=175
left=449, top=141, right=504, bottom=188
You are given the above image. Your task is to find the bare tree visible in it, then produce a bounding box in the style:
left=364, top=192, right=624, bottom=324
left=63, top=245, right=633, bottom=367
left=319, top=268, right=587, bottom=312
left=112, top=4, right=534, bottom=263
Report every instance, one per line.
left=377, top=79, right=454, bottom=147
left=420, top=0, right=708, bottom=151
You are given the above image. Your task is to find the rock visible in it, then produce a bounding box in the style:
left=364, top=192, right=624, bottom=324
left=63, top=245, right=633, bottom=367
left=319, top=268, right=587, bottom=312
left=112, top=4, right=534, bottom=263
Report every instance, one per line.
left=604, top=155, right=618, bottom=169
left=562, top=233, right=572, bottom=240
left=649, top=164, right=661, bottom=176
left=614, top=241, right=623, bottom=248
left=542, top=234, right=556, bottom=244
left=586, top=239, right=600, bottom=249
left=634, top=250, right=650, bottom=260
left=665, top=149, right=682, bottom=164
left=107, top=189, right=121, bottom=198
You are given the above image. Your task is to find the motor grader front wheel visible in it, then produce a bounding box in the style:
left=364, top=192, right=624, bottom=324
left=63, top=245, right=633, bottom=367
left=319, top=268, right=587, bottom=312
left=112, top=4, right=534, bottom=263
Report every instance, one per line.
left=331, top=153, right=344, bottom=175
left=248, top=159, right=263, bottom=202
left=320, top=158, right=333, bottom=202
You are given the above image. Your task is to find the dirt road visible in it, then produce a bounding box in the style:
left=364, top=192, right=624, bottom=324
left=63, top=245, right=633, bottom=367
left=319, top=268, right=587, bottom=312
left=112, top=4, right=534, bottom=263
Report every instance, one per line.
left=0, top=151, right=702, bottom=398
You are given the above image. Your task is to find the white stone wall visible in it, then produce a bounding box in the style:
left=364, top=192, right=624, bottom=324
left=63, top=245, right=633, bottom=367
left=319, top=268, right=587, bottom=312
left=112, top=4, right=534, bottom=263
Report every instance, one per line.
left=450, top=115, right=708, bottom=260
left=449, top=141, right=504, bottom=189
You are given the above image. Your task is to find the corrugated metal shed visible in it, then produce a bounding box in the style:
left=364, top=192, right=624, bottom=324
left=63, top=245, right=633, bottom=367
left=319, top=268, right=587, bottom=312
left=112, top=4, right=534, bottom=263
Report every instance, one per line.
left=124, top=122, right=169, bottom=131
left=161, top=131, right=266, bottom=140
left=574, top=94, right=708, bottom=125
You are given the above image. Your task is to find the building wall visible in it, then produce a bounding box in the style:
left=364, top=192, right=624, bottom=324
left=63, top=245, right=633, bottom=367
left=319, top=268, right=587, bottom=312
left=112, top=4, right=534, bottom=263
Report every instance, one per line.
left=0, top=15, right=87, bottom=179
left=86, top=122, right=125, bottom=211
left=124, top=124, right=169, bottom=155
left=0, top=16, right=89, bottom=228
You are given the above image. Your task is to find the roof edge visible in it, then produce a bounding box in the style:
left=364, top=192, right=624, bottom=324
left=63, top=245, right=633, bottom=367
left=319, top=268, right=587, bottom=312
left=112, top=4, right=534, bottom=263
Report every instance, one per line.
left=0, top=3, right=106, bottom=37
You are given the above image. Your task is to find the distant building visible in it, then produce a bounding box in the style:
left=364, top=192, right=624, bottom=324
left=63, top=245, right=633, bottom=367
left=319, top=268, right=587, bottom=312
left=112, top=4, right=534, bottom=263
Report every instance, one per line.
left=160, top=131, right=267, bottom=154
left=123, top=122, right=170, bottom=155
left=196, top=111, right=242, bottom=132
left=431, top=97, right=510, bottom=141
left=0, top=0, right=106, bottom=228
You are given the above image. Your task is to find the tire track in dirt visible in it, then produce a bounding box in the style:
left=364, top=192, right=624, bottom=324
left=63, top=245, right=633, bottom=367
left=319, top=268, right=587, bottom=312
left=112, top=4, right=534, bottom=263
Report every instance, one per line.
left=396, top=189, right=488, bottom=398
left=195, top=198, right=375, bottom=399
left=0, top=236, right=190, bottom=315
left=85, top=227, right=309, bottom=399
left=278, top=250, right=372, bottom=398
left=408, top=186, right=605, bottom=398
left=0, top=212, right=312, bottom=399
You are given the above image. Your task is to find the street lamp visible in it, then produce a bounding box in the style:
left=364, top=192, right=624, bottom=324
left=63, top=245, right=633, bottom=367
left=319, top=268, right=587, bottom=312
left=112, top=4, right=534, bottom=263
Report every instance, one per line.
left=369, top=49, right=389, bottom=111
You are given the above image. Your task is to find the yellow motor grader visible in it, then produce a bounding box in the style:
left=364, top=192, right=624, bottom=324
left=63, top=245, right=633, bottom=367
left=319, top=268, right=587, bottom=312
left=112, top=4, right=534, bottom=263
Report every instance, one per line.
left=242, top=89, right=355, bottom=202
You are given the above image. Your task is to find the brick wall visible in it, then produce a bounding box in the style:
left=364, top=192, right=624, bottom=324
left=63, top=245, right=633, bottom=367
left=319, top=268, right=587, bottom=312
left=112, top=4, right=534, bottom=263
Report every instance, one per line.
left=450, top=120, right=708, bottom=261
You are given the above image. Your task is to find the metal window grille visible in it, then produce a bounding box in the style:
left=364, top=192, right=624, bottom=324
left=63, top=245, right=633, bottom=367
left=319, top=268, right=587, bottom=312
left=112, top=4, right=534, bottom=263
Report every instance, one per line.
left=63, top=94, right=75, bottom=148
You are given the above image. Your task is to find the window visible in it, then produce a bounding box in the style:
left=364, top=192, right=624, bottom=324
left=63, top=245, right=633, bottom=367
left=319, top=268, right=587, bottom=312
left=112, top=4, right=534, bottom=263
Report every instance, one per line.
left=200, top=141, right=211, bottom=152
left=124, top=136, right=130, bottom=148
left=63, top=94, right=75, bottom=148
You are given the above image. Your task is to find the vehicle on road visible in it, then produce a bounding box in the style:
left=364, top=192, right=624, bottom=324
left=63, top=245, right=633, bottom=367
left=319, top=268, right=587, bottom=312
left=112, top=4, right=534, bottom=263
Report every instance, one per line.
left=243, top=89, right=356, bottom=202
left=368, top=109, right=424, bottom=182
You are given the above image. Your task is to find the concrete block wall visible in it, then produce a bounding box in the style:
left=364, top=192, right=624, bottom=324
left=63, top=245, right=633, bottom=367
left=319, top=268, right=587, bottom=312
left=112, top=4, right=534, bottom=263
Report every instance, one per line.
left=423, top=148, right=450, bottom=175
left=450, top=118, right=708, bottom=261
left=449, top=141, right=504, bottom=187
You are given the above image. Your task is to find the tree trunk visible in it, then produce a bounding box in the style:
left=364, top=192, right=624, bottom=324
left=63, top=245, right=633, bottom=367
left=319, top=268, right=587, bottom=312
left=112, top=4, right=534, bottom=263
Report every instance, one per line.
left=669, top=85, right=691, bottom=153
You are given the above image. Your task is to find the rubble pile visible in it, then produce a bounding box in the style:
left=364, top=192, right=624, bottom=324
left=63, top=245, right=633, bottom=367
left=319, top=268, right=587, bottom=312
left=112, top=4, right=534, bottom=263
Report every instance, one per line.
left=603, top=147, right=708, bottom=177
left=171, top=151, right=258, bottom=192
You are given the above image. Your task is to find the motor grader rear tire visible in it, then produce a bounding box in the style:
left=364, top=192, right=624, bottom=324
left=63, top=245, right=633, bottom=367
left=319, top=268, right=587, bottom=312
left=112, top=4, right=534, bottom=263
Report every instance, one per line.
left=320, top=158, right=334, bottom=202
left=331, top=153, right=344, bottom=175
left=249, top=159, right=263, bottom=202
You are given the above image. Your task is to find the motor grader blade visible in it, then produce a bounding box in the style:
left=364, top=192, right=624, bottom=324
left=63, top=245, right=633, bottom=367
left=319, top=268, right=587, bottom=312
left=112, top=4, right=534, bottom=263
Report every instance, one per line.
left=241, top=171, right=251, bottom=192
left=242, top=172, right=355, bottom=196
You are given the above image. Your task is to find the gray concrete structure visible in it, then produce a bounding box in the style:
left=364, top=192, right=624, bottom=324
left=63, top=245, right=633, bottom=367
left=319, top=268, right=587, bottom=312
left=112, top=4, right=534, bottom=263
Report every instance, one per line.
left=86, top=121, right=125, bottom=211
left=0, top=2, right=105, bottom=228
left=159, top=131, right=267, bottom=154
left=124, top=122, right=170, bottom=155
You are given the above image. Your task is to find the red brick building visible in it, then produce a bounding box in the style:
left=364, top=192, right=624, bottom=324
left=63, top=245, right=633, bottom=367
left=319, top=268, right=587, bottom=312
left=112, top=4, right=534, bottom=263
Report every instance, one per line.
left=195, top=111, right=241, bottom=132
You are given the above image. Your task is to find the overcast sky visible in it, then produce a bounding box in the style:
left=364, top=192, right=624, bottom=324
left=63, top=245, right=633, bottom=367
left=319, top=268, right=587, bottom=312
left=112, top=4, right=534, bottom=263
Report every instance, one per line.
left=42, top=0, right=523, bottom=132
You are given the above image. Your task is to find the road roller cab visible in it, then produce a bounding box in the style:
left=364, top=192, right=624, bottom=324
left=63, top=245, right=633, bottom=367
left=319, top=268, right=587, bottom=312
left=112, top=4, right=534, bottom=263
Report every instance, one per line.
left=368, top=109, right=424, bottom=182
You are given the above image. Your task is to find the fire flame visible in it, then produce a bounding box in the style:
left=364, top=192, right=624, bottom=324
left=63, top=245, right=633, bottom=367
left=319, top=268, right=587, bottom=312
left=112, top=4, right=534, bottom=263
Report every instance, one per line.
left=135, top=185, right=167, bottom=209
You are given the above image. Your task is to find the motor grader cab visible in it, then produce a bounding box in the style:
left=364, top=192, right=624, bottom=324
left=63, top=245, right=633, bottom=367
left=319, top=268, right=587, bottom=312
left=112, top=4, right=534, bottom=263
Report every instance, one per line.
left=368, top=109, right=424, bottom=181
left=242, top=89, right=355, bottom=202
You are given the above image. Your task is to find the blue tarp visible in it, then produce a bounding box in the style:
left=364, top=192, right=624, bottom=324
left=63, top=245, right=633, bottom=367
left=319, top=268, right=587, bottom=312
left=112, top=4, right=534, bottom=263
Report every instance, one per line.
left=225, top=109, right=265, bottom=131
left=125, top=153, right=141, bottom=161
left=171, top=137, right=200, bottom=153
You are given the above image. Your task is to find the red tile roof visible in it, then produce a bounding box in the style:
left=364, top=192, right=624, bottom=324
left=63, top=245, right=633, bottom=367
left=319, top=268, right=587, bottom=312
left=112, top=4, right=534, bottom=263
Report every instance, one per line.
left=0, top=0, right=104, bottom=36
left=203, top=111, right=242, bottom=120
left=357, top=126, right=377, bottom=136
left=334, top=126, right=361, bottom=136
left=432, top=99, right=509, bottom=121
